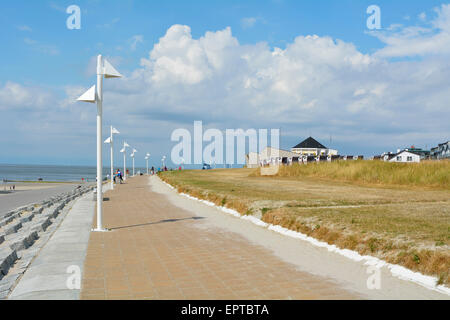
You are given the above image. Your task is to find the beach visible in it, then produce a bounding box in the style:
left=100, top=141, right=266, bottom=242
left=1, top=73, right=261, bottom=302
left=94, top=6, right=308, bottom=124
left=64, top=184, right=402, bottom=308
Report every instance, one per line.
left=0, top=182, right=88, bottom=218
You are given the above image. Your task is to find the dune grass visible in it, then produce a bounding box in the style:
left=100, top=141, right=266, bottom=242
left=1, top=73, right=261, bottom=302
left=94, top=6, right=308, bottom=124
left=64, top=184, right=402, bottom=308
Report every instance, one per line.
left=159, top=165, right=450, bottom=285
left=254, top=160, right=450, bottom=189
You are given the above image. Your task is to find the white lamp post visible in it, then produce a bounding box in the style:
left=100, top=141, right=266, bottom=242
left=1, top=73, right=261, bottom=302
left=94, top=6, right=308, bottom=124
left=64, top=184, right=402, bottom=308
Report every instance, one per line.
left=77, top=54, right=122, bottom=232
left=104, top=126, right=120, bottom=190
left=131, top=149, right=137, bottom=176
left=145, top=153, right=150, bottom=175
left=120, top=141, right=130, bottom=180
left=162, top=156, right=166, bottom=169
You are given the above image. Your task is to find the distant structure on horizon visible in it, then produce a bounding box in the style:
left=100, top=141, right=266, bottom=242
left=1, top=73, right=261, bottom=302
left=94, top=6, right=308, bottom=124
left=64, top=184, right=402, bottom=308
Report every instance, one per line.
left=374, top=140, right=449, bottom=163
left=291, top=137, right=338, bottom=156
left=245, top=137, right=343, bottom=168
left=430, top=141, right=450, bottom=160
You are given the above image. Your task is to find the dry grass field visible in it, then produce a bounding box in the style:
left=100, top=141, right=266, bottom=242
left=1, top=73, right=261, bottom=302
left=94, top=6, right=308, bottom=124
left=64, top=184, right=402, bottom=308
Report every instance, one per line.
left=159, top=161, right=450, bottom=286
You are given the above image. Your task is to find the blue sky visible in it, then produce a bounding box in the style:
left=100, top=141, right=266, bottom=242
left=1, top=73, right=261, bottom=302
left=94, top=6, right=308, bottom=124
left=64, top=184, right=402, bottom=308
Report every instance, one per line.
left=0, top=0, right=443, bottom=84
left=1, top=1, right=449, bottom=166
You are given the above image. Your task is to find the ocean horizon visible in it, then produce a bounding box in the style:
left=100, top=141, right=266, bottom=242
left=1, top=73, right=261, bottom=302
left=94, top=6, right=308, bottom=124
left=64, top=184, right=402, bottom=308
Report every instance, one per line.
left=0, top=164, right=147, bottom=182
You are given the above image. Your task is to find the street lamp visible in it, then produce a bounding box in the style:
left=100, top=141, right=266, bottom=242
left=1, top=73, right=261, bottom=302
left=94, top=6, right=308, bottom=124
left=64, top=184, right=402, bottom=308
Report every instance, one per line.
left=131, top=148, right=138, bottom=176
left=162, top=156, right=166, bottom=169
left=120, top=141, right=130, bottom=180
left=145, top=153, right=150, bottom=175
left=104, top=126, right=120, bottom=190
left=77, top=54, right=122, bottom=232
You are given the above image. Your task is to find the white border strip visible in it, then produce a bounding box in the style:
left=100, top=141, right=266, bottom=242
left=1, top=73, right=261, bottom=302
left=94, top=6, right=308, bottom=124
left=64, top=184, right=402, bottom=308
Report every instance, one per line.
left=161, top=180, right=450, bottom=296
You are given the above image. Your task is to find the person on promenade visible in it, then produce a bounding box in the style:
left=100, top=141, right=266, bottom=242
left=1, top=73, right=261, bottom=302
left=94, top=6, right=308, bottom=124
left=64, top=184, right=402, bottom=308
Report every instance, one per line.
left=117, top=169, right=123, bottom=184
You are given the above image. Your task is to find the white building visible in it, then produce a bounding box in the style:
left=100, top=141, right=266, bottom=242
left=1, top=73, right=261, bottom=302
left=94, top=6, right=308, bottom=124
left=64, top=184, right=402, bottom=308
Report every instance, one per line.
left=291, top=137, right=338, bottom=156
left=431, top=141, right=450, bottom=160
left=387, top=150, right=421, bottom=163
left=245, top=152, right=260, bottom=168
left=245, top=147, right=299, bottom=168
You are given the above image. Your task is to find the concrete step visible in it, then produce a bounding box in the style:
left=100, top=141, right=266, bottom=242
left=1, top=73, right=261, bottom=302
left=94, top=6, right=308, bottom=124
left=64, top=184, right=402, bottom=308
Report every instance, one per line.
left=0, top=185, right=92, bottom=287
left=0, top=216, right=15, bottom=228
left=3, top=221, right=22, bottom=236
left=0, top=249, right=18, bottom=279
left=28, top=216, right=52, bottom=233
left=19, top=212, right=35, bottom=224
left=6, top=230, right=39, bottom=252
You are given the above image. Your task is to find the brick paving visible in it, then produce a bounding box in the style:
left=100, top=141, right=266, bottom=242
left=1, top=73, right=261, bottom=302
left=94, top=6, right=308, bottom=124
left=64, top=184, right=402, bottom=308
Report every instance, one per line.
left=80, top=176, right=359, bottom=300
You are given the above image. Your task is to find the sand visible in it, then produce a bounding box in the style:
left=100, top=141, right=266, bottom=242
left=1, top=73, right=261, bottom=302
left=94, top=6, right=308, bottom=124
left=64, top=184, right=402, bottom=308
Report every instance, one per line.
left=0, top=182, right=88, bottom=218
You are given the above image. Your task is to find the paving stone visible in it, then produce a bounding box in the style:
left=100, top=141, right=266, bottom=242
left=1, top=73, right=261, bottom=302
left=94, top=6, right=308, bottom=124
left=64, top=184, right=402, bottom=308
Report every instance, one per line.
left=81, top=176, right=359, bottom=300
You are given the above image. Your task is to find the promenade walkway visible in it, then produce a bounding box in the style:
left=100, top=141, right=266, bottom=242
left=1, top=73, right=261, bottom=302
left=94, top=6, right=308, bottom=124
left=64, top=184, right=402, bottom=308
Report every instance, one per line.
left=80, top=176, right=358, bottom=300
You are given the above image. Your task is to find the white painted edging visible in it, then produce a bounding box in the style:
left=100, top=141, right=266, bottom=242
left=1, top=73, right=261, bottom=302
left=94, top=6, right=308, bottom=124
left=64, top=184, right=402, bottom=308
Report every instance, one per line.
left=161, top=180, right=450, bottom=296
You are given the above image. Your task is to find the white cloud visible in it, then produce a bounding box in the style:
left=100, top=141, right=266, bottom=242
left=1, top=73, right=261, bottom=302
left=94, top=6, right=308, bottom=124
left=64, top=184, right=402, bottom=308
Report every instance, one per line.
left=24, top=38, right=59, bottom=56
left=130, top=35, right=144, bottom=51
left=97, top=18, right=120, bottom=29
left=100, top=22, right=447, bottom=148
left=241, top=17, right=258, bottom=29
left=418, top=12, right=427, bottom=22
left=17, top=25, right=32, bottom=32
left=3, top=5, right=450, bottom=163
left=0, top=82, right=53, bottom=110
left=371, top=4, right=450, bottom=58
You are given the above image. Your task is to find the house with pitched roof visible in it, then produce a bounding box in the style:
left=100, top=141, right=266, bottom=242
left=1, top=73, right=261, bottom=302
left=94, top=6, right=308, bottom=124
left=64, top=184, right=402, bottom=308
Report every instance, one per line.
left=385, top=150, right=421, bottom=163
left=291, top=137, right=338, bottom=156
left=431, top=141, right=450, bottom=160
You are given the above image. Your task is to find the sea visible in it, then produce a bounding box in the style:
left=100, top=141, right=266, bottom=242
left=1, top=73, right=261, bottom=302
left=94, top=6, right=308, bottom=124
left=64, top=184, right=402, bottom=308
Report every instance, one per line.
left=0, top=164, right=146, bottom=182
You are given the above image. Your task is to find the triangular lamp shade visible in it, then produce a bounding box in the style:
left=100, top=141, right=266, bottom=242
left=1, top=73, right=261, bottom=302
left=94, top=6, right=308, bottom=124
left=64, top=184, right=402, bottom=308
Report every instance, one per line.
left=103, top=59, right=122, bottom=78
left=112, top=127, right=120, bottom=134
left=124, top=142, right=130, bottom=148
left=120, top=148, right=125, bottom=153
left=104, top=137, right=111, bottom=144
left=77, top=85, right=97, bottom=103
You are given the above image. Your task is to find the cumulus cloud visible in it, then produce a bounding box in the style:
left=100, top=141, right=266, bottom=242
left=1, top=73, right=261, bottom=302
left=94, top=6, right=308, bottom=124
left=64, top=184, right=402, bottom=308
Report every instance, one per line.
left=3, top=5, right=450, bottom=163
left=371, top=4, right=450, bottom=58
left=102, top=20, right=448, bottom=154
left=0, top=82, right=53, bottom=110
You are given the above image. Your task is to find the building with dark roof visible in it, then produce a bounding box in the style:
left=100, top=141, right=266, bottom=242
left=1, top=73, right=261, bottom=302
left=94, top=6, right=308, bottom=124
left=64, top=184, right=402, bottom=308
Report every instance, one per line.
left=291, top=137, right=338, bottom=156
